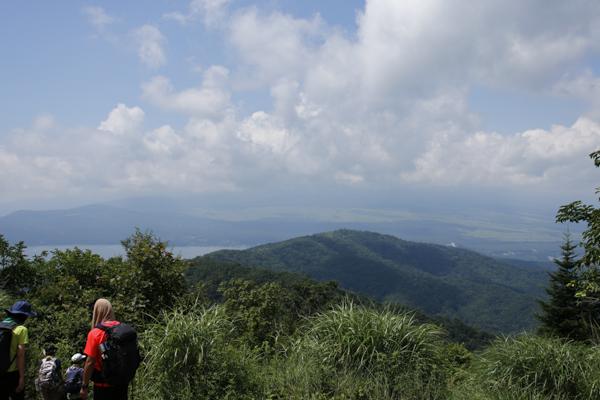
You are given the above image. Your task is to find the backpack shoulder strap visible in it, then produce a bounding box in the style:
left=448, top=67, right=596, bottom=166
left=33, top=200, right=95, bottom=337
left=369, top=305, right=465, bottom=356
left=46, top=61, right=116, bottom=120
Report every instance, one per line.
left=95, top=322, right=117, bottom=331
left=0, top=322, right=18, bottom=330
left=1, top=322, right=19, bottom=369
left=40, top=356, right=54, bottom=366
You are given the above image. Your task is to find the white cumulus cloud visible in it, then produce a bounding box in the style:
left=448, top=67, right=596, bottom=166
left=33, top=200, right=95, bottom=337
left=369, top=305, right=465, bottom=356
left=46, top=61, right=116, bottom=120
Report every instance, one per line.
left=98, top=104, right=145, bottom=135
left=5, top=0, right=600, bottom=204
left=133, top=25, right=168, bottom=69
left=402, top=118, right=600, bottom=187
left=237, top=111, right=297, bottom=155
left=141, top=66, right=232, bottom=118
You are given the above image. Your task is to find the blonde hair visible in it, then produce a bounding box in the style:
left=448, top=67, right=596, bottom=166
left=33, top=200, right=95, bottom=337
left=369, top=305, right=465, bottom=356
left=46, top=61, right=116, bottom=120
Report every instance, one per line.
left=91, top=299, right=115, bottom=329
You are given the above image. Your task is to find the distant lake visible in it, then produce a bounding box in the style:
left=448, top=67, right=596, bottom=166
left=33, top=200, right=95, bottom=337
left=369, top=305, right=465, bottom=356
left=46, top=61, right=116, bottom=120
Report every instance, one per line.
left=24, top=244, right=246, bottom=260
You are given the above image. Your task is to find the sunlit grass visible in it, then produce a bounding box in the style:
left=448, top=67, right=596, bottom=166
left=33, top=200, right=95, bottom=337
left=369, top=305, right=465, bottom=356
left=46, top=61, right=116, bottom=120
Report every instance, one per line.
left=266, top=301, right=450, bottom=399
left=128, top=300, right=600, bottom=400
left=137, top=303, right=258, bottom=399
left=456, top=334, right=600, bottom=399
left=300, top=302, right=442, bottom=373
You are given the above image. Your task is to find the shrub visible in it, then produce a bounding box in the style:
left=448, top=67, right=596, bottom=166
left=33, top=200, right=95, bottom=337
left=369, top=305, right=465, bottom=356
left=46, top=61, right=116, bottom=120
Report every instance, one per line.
left=461, top=334, right=600, bottom=399
left=137, top=303, right=259, bottom=399
left=284, top=301, right=449, bottom=399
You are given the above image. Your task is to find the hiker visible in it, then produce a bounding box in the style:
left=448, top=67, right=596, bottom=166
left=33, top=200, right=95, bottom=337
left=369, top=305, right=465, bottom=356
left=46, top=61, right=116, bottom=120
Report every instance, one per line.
left=81, top=299, right=135, bottom=400
left=0, top=301, right=37, bottom=400
left=38, top=345, right=64, bottom=400
left=64, top=353, right=86, bottom=399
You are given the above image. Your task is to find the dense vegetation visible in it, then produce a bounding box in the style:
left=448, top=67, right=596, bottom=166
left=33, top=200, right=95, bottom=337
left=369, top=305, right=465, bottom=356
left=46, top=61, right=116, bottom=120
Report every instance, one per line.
left=204, top=229, right=549, bottom=333
left=7, top=145, right=600, bottom=400
left=1, top=225, right=599, bottom=400
left=186, top=256, right=496, bottom=351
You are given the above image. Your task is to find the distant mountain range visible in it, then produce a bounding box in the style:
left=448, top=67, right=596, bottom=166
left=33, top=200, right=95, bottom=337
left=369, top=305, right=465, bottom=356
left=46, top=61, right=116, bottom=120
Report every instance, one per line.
left=204, top=229, right=550, bottom=334
left=0, top=204, right=344, bottom=247
left=0, top=195, right=572, bottom=261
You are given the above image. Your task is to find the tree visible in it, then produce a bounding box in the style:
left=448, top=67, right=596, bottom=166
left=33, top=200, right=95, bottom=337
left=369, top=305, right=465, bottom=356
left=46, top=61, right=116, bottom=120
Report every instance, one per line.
left=555, top=150, right=600, bottom=340
left=534, top=233, right=589, bottom=341
left=218, top=278, right=341, bottom=348
left=556, top=150, right=600, bottom=302
left=1, top=229, right=191, bottom=350
left=118, top=228, right=190, bottom=318
left=219, top=279, right=289, bottom=347
left=0, top=230, right=192, bottom=399
left=0, top=235, right=43, bottom=297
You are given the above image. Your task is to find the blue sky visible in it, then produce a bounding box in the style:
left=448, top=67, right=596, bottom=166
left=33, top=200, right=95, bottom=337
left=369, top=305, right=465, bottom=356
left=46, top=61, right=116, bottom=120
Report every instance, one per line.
left=2, top=0, right=600, bottom=222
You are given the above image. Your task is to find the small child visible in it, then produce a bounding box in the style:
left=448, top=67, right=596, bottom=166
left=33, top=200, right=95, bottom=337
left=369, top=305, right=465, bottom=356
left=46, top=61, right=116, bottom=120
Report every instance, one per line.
left=38, top=345, right=63, bottom=400
left=64, top=353, right=86, bottom=399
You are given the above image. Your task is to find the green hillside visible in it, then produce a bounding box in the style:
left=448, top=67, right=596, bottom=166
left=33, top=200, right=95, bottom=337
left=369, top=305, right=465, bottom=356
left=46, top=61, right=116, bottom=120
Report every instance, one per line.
left=205, top=229, right=550, bottom=333
left=186, top=256, right=319, bottom=302
left=185, top=256, right=497, bottom=350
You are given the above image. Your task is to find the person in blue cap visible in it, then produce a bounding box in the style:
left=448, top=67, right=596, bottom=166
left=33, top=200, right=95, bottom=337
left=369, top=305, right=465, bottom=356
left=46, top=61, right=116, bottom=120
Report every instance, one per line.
left=0, top=301, right=37, bottom=400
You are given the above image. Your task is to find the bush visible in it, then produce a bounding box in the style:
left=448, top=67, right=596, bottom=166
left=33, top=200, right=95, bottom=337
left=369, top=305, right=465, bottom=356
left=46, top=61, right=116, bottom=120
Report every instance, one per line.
left=460, top=334, right=600, bottom=399
left=280, top=301, right=450, bottom=399
left=137, top=303, right=259, bottom=399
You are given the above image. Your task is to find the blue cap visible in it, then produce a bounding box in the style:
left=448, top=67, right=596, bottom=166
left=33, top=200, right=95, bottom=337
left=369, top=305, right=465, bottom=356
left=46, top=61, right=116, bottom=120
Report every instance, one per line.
left=6, top=301, right=37, bottom=317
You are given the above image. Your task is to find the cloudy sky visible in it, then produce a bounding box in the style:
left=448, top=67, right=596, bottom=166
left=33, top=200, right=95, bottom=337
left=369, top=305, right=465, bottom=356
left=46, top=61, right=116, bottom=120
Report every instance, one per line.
left=2, top=0, right=600, bottom=218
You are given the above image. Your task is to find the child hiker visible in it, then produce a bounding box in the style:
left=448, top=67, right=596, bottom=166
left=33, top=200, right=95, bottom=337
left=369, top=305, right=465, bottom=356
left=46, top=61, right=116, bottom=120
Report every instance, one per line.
left=65, top=353, right=86, bottom=399
left=38, top=345, right=64, bottom=400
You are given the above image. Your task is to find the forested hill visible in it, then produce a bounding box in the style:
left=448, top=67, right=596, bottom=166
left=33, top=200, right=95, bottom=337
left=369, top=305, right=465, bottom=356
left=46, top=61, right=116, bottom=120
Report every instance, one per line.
left=185, top=257, right=497, bottom=350
left=205, top=229, right=550, bottom=334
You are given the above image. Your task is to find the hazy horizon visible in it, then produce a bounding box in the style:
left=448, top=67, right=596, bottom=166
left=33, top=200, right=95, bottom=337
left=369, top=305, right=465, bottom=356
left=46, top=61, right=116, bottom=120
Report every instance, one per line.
left=2, top=1, right=600, bottom=248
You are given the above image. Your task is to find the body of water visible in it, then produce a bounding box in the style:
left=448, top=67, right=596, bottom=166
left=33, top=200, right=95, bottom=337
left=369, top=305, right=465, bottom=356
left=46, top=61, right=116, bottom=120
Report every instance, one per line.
left=24, top=244, right=246, bottom=260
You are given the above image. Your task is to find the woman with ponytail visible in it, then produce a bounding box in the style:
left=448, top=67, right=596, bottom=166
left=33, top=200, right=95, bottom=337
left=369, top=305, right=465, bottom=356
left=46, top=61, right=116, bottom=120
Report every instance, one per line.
left=80, top=300, right=128, bottom=400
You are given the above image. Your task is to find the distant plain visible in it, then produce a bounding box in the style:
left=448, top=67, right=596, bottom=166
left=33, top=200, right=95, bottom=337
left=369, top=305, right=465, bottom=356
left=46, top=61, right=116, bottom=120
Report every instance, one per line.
left=0, top=195, right=580, bottom=262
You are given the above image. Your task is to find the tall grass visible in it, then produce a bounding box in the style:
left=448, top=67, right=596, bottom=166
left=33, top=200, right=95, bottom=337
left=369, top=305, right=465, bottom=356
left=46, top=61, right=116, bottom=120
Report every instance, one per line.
left=137, top=304, right=259, bottom=399
left=302, top=302, right=442, bottom=372
left=456, top=334, right=600, bottom=399
left=263, top=301, right=449, bottom=399
left=127, top=300, right=600, bottom=399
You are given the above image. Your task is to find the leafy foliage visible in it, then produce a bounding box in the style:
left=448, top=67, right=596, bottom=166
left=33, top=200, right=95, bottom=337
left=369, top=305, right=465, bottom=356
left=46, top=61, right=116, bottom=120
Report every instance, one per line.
left=119, top=229, right=190, bottom=318
left=0, top=229, right=190, bottom=399
left=218, top=278, right=340, bottom=348
left=556, top=151, right=600, bottom=306
left=0, top=235, right=43, bottom=297
left=431, top=316, right=496, bottom=352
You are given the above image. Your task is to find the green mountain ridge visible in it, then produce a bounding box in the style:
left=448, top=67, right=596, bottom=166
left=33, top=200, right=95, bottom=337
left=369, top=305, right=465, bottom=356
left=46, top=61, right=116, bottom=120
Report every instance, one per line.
left=205, top=229, right=550, bottom=333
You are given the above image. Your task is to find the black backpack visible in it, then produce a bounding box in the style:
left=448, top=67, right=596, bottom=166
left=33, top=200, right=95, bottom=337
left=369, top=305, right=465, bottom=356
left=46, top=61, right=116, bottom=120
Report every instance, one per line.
left=0, top=322, right=17, bottom=374
left=64, top=366, right=83, bottom=393
left=94, top=323, right=140, bottom=386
